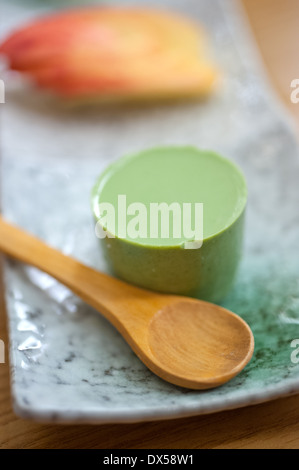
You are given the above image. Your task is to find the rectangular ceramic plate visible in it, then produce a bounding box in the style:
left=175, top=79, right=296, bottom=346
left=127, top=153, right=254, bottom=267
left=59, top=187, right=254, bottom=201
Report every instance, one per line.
left=1, top=0, right=299, bottom=424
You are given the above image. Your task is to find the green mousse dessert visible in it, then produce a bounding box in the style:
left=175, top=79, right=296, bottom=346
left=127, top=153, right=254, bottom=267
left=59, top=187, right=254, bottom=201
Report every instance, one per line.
left=91, top=146, right=247, bottom=302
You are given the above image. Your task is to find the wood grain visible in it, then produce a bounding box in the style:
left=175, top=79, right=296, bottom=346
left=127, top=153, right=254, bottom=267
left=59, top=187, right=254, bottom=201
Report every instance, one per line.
left=1, top=0, right=299, bottom=449
left=242, top=0, right=299, bottom=129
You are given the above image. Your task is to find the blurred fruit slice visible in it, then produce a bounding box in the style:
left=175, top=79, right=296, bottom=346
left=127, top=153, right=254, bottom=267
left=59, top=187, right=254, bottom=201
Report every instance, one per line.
left=0, top=7, right=218, bottom=102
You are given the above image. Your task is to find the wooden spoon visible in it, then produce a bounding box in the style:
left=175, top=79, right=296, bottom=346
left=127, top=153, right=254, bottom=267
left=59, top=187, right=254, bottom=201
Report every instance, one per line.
left=0, top=217, right=254, bottom=389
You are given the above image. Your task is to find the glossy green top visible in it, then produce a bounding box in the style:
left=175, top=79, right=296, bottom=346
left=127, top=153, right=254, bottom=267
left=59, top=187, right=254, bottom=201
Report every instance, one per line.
left=92, top=146, right=247, bottom=247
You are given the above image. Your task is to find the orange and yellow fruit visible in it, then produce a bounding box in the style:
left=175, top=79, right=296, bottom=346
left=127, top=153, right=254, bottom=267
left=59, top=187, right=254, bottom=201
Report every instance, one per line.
left=0, top=7, right=218, bottom=102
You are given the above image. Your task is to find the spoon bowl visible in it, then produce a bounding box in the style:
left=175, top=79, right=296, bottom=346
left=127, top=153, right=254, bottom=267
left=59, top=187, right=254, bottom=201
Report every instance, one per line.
left=0, top=217, right=254, bottom=389
left=147, top=299, right=253, bottom=389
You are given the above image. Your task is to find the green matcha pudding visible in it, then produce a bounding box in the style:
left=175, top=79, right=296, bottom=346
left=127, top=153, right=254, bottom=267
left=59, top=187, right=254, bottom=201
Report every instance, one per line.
left=91, top=146, right=247, bottom=302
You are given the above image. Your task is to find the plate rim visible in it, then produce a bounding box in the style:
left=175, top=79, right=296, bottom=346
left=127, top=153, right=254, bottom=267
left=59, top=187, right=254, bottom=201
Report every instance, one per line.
left=10, top=374, right=299, bottom=424
left=4, top=0, right=299, bottom=424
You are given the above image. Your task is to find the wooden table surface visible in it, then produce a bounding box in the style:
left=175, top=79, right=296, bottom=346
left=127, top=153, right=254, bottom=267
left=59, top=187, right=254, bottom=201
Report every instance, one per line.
left=1, top=0, right=299, bottom=449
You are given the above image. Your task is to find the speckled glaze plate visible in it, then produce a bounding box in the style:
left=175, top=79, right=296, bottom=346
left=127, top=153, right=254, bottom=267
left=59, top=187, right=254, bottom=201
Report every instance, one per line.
left=1, top=0, right=299, bottom=424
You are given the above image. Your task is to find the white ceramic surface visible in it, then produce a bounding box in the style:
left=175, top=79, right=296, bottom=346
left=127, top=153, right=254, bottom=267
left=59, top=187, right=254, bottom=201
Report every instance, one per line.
left=1, top=0, right=299, bottom=423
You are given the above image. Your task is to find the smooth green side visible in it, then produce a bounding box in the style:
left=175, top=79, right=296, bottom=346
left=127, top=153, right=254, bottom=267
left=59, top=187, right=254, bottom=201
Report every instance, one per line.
left=91, top=146, right=247, bottom=302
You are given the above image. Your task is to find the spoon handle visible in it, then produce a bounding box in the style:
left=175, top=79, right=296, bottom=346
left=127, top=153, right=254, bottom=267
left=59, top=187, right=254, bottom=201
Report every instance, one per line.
left=0, top=217, right=255, bottom=390
left=0, top=217, right=152, bottom=324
